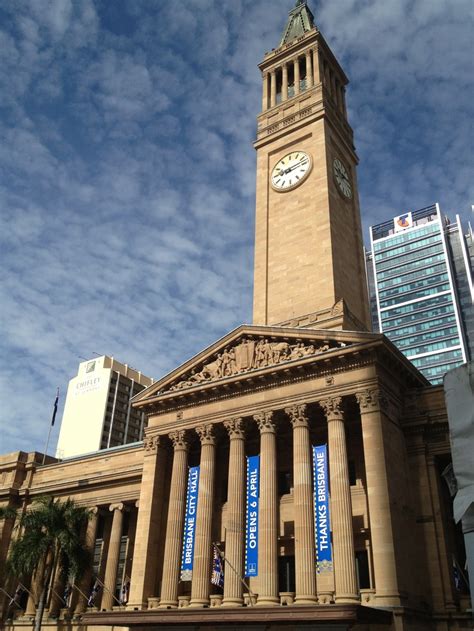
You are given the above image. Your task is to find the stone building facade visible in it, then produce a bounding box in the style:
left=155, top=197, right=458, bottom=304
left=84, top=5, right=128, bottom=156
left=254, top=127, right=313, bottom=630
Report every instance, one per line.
left=0, top=2, right=471, bottom=630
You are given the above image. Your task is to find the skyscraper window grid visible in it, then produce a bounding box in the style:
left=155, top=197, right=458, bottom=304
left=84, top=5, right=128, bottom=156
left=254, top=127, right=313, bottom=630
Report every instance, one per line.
left=370, top=204, right=469, bottom=384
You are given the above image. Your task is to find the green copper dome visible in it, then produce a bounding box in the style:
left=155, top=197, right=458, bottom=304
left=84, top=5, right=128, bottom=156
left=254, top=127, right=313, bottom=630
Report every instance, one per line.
left=280, top=0, right=316, bottom=46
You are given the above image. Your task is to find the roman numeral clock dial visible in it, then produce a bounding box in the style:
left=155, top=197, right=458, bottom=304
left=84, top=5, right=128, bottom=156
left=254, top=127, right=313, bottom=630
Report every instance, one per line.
left=333, top=157, right=353, bottom=199
left=271, top=151, right=312, bottom=192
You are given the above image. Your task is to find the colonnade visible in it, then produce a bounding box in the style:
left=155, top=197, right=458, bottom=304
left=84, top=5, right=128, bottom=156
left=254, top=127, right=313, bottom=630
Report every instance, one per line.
left=12, top=390, right=402, bottom=618
left=20, top=502, right=134, bottom=619
left=127, top=390, right=401, bottom=610
left=261, top=46, right=347, bottom=116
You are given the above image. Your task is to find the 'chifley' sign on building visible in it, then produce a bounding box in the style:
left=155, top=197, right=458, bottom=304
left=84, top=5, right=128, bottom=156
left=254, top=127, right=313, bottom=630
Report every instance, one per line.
left=73, top=377, right=102, bottom=396
left=313, top=444, right=332, bottom=572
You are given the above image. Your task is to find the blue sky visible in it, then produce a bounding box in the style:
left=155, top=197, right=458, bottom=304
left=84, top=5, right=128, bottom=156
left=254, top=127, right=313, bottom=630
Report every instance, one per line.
left=1, top=0, right=472, bottom=456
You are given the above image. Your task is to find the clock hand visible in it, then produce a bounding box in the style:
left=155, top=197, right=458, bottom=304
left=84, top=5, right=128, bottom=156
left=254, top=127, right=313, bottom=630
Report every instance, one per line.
left=283, top=159, right=308, bottom=174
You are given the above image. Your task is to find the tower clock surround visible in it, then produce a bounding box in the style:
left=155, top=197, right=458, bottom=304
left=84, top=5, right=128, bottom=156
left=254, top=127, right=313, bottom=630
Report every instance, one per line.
left=252, top=13, right=371, bottom=332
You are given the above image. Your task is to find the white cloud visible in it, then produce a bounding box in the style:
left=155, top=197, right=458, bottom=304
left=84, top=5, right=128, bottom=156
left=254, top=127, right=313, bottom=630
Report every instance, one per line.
left=0, top=0, right=472, bottom=455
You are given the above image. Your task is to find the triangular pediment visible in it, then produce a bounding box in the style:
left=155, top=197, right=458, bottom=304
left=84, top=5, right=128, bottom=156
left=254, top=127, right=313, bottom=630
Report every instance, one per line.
left=133, top=325, right=381, bottom=405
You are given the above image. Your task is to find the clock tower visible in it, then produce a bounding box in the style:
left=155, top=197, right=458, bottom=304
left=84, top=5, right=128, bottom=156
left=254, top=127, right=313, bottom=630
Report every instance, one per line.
left=253, top=0, right=371, bottom=331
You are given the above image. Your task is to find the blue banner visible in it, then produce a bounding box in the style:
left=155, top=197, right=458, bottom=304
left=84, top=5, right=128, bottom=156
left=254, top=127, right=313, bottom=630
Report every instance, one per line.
left=245, top=455, right=260, bottom=577
left=313, top=445, right=332, bottom=572
left=181, top=465, right=200, bottom=581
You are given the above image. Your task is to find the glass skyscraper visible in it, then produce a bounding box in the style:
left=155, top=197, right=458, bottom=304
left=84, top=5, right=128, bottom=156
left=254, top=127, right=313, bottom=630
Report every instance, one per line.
left=368, top=204, right=473, bottom=384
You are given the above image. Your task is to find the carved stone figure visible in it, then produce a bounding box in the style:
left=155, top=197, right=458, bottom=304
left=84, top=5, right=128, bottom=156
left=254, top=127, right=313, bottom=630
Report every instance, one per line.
left=167, top=337, right=344, bottom=392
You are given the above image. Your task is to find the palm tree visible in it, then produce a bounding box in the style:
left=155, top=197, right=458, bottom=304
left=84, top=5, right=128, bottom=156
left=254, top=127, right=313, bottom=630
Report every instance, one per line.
left=2, top=496, right=90, bottom=631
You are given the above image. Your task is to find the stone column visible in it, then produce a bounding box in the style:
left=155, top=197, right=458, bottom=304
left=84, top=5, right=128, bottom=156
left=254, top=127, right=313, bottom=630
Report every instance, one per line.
left=190, top=425, right=217, bottom=607
left=270, top=71, right=277, bottom=108
left=282, top=63, right=288, bottom=101
left=319, top=397, right=358, bottom=604
left=159, top=430, right=189, bottom=608
left=25, top=556, right=46, bottom=619
left=262, top=73, right=269, bottom=111
left=255, top=411, right=279, bottom=606
left=286, top=405, right=317, bottom=604
left=101, top=503, right=125, bottom=611
left=74, top=507, right=99, bottom=614
left=0, top=511, right=16, bottom=619
left=305, top=51, right=313, bottom=88
left=222, top=418, right=246, bottom=607
left=332, top=75, right=339, bottom=108
left=294, top=57, right=300, bottom=95
left=356, top=390, right=401, bottom=606
left=47, top=561, right=65, bottom=618
left=313, top=48, right=321, bottom=85
left=128, top=435, right=168, bottom=609
left=342, top=88, right=348, bottom=117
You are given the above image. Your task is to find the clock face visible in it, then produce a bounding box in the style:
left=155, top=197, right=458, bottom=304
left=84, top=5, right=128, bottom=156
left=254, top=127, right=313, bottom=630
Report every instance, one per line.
left=333, top=158, right=352, bottom=198
left=271, top=151, right=312, bottom=192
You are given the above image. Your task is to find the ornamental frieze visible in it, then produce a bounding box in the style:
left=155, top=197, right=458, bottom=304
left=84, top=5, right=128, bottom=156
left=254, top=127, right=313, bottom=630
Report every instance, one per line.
left=165, top=337, right=347, bottom=393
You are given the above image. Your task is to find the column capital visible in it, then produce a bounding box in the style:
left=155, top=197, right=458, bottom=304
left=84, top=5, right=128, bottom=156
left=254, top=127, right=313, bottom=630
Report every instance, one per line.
left=285, top=404, right=308, bottom=428
left=195, top=424, right=216, bottom=446
left=169, top=430, right=189, bottom=451
left=224, top=417, right=245, bottom=440
left=356, top=388, right=389, bottom=413
left=319, top=396, right=343, bottom=421
left=254, top=410, right=276, bottom=434
left=88, top=506, right=99, bottom=516
left=144, top=434, right=163, bottom=453
left=109, top=502, right=125, bottom=513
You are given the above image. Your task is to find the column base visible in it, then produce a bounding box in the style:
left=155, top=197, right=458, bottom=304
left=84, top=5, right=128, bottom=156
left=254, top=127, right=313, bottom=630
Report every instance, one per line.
left=158, top=600, right=178, bottom=609
left=125, top=601, right=147, bottom=611
left=335, top=594, right=360, bottom=604
left=221, top=598, right=243, bottom=607
left=374, top=594, right=403, bottom=607
left=294, top=595, right=318, bottom=605
left=256, top=596, right=280, bottom=606
left=188, top=599, right=209, bottom=608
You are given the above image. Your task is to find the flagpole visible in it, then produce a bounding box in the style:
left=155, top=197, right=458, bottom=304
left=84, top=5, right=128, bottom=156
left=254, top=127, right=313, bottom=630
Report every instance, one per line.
left=93, top=577, right=123, bottom=607
left=212, top=542, right=256, bottom=607
left=42, top=388, right=59, bottom=465
left=0, top=587, right=23, bottom=609
left=71, top=583, right=89, bottom=602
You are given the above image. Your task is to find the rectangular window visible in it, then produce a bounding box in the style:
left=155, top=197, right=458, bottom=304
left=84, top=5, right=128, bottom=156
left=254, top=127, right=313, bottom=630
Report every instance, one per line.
left=278, top=555, right=295, bottom=593
left=379, top=282, right=451, bottom=309
left=278, top=471, right=293, bottom=496
left=374, top=243, right=444, bottom=272
left=356, top=550, right=371, bottom=589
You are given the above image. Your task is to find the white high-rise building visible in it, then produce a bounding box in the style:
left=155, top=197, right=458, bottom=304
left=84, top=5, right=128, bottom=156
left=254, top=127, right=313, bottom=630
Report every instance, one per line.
left=56, top=356, right=154, bottom=459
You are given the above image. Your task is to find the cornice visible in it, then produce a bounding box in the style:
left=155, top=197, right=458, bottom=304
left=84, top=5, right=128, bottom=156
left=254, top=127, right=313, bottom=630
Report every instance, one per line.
left=147, top=377, right=384, bottom=437
left=16, top=465, right=143, bottom=499
left=143, top=347, right=377, bottom=418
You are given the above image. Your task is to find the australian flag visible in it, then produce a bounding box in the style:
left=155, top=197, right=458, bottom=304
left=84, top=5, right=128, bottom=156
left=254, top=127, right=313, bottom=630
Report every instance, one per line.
left=120, top=579, right=130, bottom=605
left=62, top=584, right=72, bottom=607
left=51, top=389, right=59, bottom=426
left=9, top=585, right=25, bottom=608
left=87, top=581, right=101, bottom=607
left=211, top=545, right=224, bottom=589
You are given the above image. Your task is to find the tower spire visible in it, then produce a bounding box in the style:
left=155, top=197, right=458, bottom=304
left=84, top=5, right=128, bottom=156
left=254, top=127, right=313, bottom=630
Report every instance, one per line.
left=280, top=0, right=315, bottom=47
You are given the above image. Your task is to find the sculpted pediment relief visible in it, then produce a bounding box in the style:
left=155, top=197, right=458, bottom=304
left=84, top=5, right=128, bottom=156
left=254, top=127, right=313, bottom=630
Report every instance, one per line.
left=159, top=335, right=349, bottom=395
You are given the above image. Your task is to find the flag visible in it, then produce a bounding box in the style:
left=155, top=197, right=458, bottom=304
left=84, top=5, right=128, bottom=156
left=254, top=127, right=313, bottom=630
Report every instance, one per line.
left=51, top=389, right=59, bottom=426
left=62, top=584, right=72, bottom=607
left=211, top=545, right=224, bottom=589
left=453, top=560, right=461, bottom=590
left=120, top=579, right=130, bottom=605
left=87, top=581, right=101, bottom=607
left=9, top=585, right=25, bottom=608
